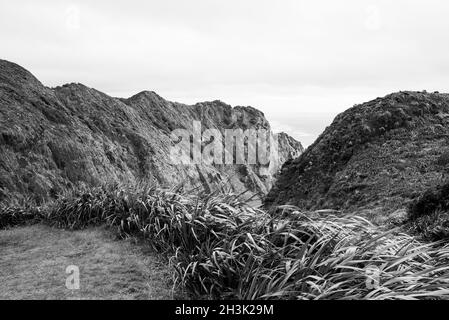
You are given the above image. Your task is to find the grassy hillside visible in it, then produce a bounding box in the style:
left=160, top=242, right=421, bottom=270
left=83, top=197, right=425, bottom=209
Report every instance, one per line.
left=266, top=91, right=449, bottom=214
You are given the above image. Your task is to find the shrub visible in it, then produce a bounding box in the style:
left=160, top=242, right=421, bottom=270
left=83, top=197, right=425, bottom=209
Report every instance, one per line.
left=409, top=183, right=449, bottom=219
left=407, top=182, right=449, bottom=241
left=436, top=151, right=449, bottom=167
left=44, top=187, right=112, bottom=229
left=0, top=204, right=41, bottom=229
left=408, top=210, right=449, bottom=241
left=4, top=184, right=449, bottom=299
left=42, top=185, right=449, bottom=300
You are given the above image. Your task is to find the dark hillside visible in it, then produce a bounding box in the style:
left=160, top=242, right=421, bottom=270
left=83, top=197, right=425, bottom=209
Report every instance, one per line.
left=266, top=91, right=449, bottom=214
left=0, top=60, right=302, bottom=202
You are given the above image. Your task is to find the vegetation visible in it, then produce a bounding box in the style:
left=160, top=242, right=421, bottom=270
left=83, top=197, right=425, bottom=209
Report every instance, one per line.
left=408, top=182, right=449, bottom=241
left=0, top=198, right=41, bottom=229
left=0, top=225, right=173, bottom=300
left=2, top=184, right=449, bottom=299
left=265, top=91, right=449, bottom=215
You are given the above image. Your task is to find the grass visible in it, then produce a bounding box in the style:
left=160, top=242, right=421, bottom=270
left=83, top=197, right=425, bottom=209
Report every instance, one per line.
left=407, top=182, right=449, bottom=241
left=408, top=210, right=449, bottom=241
left=0, top=224, right=174, bottom=300
left=0, top=199, right=40, bottom=229
left=2, top=184, right=449, bottom=300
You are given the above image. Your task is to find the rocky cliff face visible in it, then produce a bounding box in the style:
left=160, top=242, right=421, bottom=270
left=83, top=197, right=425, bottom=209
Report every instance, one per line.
left=0, top=60, right=302, bottom=203
left=266, top=91, right=449, bottom=214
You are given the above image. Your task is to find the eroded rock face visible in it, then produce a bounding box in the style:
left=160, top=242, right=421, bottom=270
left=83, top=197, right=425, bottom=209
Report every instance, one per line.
left=266, top=91, right=449, bottom=213
left=0, top=60, right=303, bottom=202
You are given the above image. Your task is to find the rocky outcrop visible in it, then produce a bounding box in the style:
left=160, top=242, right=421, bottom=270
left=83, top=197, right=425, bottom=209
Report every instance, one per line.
left=0, top=60, right=302, bottom=203
left=266, top=91, right=449, bottom=214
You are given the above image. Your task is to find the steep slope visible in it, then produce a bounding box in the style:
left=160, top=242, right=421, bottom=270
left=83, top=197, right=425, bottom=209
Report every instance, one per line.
left=0, top=60, right=302, bottom=202
left=266, top=91, right=449, bottom=214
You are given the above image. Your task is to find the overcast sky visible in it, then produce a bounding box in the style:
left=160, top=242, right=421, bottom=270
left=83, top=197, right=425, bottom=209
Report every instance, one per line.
left=1, top=0, right=449, bottom=146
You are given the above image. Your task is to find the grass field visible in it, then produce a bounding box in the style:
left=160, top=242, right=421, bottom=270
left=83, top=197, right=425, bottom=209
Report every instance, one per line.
left=0, top=224, right=174, bottom=300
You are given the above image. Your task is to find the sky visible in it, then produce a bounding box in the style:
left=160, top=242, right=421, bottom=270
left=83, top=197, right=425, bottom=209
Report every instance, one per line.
left=1, top=0, right=449, bottom=147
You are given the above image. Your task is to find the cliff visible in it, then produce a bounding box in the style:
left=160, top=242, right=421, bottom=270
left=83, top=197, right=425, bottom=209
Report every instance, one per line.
left=0, top=59, right=303, bottom=203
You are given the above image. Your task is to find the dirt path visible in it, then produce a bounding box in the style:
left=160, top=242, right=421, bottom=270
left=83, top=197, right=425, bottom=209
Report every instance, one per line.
left=0, top=225, right=174, bottom=300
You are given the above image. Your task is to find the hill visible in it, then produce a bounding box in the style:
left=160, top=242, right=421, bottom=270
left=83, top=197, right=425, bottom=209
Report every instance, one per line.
left=0, top=60, right=302, bottom=203
left=266, top=91, right=449, bottom=215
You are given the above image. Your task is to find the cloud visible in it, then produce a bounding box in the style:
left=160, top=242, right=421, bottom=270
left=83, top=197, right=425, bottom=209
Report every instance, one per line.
left=1, top=0, right=449, bottom=145
left=270, top=120, right=314, bottom=138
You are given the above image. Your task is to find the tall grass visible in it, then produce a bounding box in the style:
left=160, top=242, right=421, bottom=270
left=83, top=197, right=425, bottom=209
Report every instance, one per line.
left=34, top=184, right=449, bottom=300
left=0, top=197, right=41, bottom=229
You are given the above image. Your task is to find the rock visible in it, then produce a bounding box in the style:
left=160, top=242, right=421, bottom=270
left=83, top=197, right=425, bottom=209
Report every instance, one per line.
left=386, top=209, right=408, bottom=225
left=0, top=59, right=303, bottom=202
